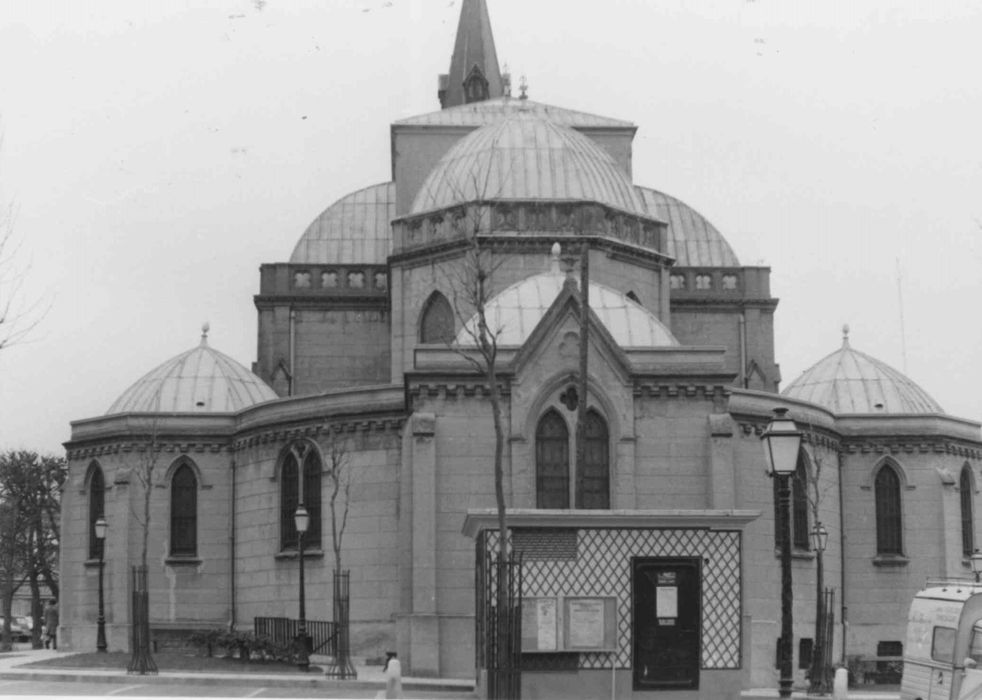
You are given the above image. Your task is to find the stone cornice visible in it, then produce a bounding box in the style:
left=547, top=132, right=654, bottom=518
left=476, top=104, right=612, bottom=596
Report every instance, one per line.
left=736, top=420, right=842, bottom=452
left=66, top=440, right=232, bottom=462
left=462, top=508, right=762, bottom=537
left=233, top=416, right=404, bottom=451
left=633, top=382, right=734, bottom=401
left=253, top=295, right=388, bottom=310
left=670, top=298, right=779, bottom=311
left=840, top=439, right=982, bottom=460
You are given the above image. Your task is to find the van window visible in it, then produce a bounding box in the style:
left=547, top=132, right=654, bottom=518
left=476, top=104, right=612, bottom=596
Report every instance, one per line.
left=933, top=627, right=957, bottom=663
left=970, top=627, right=982, bottom=665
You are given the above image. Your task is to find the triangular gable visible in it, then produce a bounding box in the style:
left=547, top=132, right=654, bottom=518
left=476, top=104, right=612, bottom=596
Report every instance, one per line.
left=510, top=280, right=632, bottom=384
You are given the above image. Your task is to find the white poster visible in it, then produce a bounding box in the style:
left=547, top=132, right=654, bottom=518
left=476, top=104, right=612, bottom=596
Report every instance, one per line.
left=568, top=599, right=605, bottom=648
left=537, top=598, right=557, bottom=651
left=657, top=586, right=678, bottom=618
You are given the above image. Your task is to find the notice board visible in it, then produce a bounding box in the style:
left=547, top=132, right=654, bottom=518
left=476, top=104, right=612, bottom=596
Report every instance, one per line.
left=521, top=595, right=617, bottom=653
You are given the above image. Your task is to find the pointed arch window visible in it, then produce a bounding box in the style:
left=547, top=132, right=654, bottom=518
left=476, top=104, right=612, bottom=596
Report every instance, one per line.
left=420, top=292, right=454, bottom=345
left=962, top=465, right=975, bottom=557
left=874, top=464, right=903, bottom=556
left=88, top=465, right=105, bottom=560
left=577, top=410, right=610, bottom=509
left=170, top=463, right=197, bottom=557
left=536, top=410, right=569, bottom=509
left=792, top=455, right=810, bottom=550
left=463, top=67, right=490, bottom=103
left=280, top=443, right=322, bottom=551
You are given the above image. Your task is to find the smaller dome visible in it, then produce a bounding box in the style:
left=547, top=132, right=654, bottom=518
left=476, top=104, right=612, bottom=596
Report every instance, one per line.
left=108, top=326, right=278, bottom=414
left=635, top=187, right=740, bottom=267
left=456, top=271, right=679, bottom=348
left=782, top=326, right=943, bottom=414
left=411, top=112, right=645, bottom=216
left=291, top=182, right=395, bottom=265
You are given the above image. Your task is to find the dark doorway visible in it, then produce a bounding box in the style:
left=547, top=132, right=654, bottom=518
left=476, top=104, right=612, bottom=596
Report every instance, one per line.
left=632, top=557, right=701, bottom=690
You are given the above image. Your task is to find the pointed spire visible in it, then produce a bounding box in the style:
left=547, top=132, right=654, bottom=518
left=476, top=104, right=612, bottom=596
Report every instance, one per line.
left=439, top=0, right=504, bottom=109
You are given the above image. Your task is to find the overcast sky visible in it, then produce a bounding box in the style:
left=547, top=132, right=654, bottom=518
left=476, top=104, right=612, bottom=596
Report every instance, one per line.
left=1, top=0, right=980, bottom=455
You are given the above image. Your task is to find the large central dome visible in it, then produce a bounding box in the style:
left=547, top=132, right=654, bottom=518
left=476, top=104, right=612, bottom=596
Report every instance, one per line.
left=410, top=111, right=645, bottom=216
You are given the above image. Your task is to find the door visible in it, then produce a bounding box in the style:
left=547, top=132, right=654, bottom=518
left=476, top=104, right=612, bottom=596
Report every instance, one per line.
left=633, top=557, right=701, bottom=690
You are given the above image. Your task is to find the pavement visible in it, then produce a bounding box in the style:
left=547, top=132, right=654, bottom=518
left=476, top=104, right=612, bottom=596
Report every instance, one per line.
left=1, top=648, right=906, bottom=700
left=0, top=647, right=476, bottom=697
left=740, top=690, right=899, bottom=699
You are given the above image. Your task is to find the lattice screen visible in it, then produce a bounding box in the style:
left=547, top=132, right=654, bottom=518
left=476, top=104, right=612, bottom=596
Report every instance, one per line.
left=483, top=527, right=742, bottom=670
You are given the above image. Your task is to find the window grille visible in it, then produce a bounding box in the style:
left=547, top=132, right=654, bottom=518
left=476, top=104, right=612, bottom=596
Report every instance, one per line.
left=962, top=466, right=975, bottom=557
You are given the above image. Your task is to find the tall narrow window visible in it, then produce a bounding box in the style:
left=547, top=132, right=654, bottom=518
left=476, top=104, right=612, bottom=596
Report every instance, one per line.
left=577, top=410, right=610, bottom=509
left=792, top=455, right=810, bottom=550
left=88, top=465, right=105, bottom=560
left=875, top=464, right=903, bottom=555
left=280, top=452, right=300, bottom=550
left=536, top=411, right=569, bottom=508
left=302, top=448, right=322, bottom=549
left=170, top=463, right=197, bottom=557
left=419, top=292, right=454, bottom=344
left=280, top=443, right=322, bottom=551
left=962, top=466, right=975, bottom=557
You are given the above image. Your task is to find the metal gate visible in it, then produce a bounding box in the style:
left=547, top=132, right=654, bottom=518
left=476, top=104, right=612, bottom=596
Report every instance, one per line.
left=477, top=538, right=523, bottom=700
left=809, top=587, right=836, bottom=693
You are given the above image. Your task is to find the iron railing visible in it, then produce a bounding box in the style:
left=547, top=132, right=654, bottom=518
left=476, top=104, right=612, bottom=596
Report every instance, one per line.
left=254, top=616, right=337, bottom=656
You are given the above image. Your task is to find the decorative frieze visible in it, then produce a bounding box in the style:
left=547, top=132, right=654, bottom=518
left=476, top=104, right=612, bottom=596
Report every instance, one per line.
left=67, top=441, right=233, bottom=461
left=842, top=440, right=981, bottom=460
left=232, top=417, right=404, bottom=451
left=634, top=384, right=730, bottom=401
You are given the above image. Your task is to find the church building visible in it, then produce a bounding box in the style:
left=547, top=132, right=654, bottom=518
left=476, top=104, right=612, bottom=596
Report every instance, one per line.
left=59, top=2, right=982, bottom=697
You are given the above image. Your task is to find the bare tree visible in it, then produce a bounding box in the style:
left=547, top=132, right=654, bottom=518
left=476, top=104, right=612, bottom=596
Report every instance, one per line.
left=324, top=435, right=352, bottom=576
left=0, top=136, right=46, bottom=351
left=123, top=416, right=162, bottom=674
left=0, top=450, right=66, bottom=650
left=796, top=439, right=837, bottom=692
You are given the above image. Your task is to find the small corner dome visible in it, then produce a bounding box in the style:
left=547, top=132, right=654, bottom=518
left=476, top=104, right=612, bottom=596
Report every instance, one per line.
left=411, top=112, right=645, bottom=216
left=290, top=182, right=395, bottom=265
left=781, top=327, right=943, bottom=414
left=455, top=272, right=679, bottom=348
left=107, top=328, right=278, bottom=414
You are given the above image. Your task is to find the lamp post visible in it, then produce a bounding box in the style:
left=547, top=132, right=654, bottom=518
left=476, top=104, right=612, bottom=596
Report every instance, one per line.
left=294, top=504, right=310, bottom=672
left=762, top=407, right=802, bottom=699
left=809, top=521, right=829, bottom=693
left=94, top=515, right=108, bottom=652
left=971, top=549, right=982, bottom=583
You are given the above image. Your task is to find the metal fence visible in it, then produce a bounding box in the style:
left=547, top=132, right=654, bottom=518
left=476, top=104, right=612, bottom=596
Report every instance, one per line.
left=254, top=616, right=337, bottom=656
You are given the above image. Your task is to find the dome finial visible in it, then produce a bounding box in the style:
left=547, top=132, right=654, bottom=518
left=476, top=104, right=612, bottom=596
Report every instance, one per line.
left=550, top=242, right=561, bottom=274
left=201, top=322, right=210, bottom=346
left=842, top=324, right=850, bottom=347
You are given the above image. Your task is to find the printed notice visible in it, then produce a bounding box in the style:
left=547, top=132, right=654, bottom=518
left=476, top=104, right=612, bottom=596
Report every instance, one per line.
left=568, top=599, right=605, bottom=648
left=537, top=598, right=557, bottom=650
left=522, top=598, right=557, bottom=651
left=656, top=586, right=678, bottom=618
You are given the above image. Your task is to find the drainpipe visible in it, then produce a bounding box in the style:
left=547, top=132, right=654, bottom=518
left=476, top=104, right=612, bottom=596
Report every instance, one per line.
left=289, top=309, right=297, bottom=396
left=837, top=449, right=847, bottom=663
left=738, top=313, right=747, bottom=388
left=229, top=452, right=237, bottom=631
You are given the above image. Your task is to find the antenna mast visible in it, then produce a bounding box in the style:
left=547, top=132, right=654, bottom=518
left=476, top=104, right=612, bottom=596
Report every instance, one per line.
left=896, top=258, right=908, bottom=373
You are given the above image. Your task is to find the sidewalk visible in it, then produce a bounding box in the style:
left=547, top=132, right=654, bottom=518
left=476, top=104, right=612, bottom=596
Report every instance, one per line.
left=742, top=689, right=899, bottom=700
left=0, top=647, right=476, bottom=695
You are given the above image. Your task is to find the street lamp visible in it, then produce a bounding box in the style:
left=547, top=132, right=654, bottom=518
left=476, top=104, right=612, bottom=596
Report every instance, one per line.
left=94, top=515, right=108, bottom=652
left=294, top=504, right=310, bottom=672
left=809, top=521, right=829, bottom=694
left=762, top=407, right=802, bottom=699
left=971, top=549, right=982, bottom=583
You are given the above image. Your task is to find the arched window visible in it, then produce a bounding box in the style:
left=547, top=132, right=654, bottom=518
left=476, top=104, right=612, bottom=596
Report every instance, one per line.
left=170, top=463, right=197, bottom=557
left=280, top=443, right=322, bottom=551
left=874, top=464, right=903, bottom=555
left=88, top=465, right=105, bottom=560
left=577, top=410, right=610, bottom=509
left=792, top=454, right=810, bottom=550
left=419, top=292, right=454, bottom=344
left=536, top=411, right=569, bottom=509
left=962, top=465, right=975, bottom=557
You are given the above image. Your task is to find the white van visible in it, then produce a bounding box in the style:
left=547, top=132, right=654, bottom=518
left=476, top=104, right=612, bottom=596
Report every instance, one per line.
left=901, top=584, right=982, bottom=700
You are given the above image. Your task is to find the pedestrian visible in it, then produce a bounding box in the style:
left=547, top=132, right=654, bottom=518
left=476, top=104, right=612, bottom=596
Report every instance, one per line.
left=43, top=599, right=58, bottom=650
left=383, top=651, right=402, bottom=699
